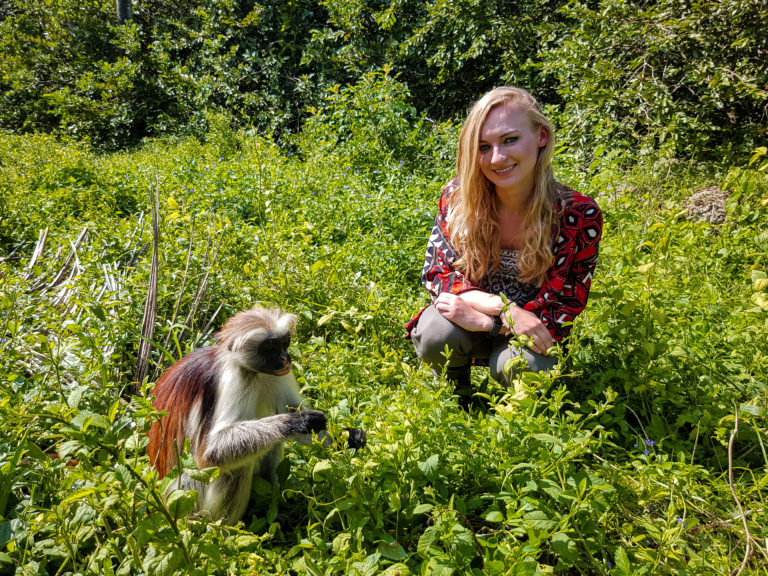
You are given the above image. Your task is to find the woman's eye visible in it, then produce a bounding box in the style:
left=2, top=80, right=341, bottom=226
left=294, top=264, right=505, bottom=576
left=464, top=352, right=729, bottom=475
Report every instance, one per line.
left=504, top=136, right=519, bottom=144
left=479, top=144, right=490, bottom=152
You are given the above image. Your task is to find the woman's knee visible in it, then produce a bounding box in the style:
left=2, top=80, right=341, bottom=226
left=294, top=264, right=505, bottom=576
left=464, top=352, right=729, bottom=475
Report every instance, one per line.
left=411, top=306, right=476, bottom=368
left=489, top=342, right=557, bottom=384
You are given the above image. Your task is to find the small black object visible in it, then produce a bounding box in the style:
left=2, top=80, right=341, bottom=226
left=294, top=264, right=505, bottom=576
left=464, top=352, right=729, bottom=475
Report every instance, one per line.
left=345, top=427, right=367, bottom=449
left=487, top=314, right=503, bottom=338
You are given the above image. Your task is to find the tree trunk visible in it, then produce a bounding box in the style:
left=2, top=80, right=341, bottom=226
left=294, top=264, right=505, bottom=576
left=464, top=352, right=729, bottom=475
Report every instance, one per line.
left=116, top=0, right=132, bottom=24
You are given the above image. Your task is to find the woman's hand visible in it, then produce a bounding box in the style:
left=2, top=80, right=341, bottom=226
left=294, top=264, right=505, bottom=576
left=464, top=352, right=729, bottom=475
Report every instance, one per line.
left=434, top=293, right=493, bottom=332
left=503, top=306, right=554, bottom=355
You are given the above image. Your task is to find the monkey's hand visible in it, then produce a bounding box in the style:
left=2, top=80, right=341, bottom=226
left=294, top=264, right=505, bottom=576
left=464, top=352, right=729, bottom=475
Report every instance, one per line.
left=345, top=427, right=367, bottom=450
left=284, top=409, right=327, bottom=436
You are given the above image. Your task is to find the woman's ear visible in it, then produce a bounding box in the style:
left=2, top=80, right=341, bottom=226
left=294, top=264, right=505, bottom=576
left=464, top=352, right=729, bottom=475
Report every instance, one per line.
left=538, top=126, right=549, bottom=148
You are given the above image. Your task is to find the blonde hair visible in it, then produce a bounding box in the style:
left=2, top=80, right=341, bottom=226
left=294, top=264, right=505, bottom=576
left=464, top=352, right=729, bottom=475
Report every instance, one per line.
left=447, top=86, right=562, bottom=285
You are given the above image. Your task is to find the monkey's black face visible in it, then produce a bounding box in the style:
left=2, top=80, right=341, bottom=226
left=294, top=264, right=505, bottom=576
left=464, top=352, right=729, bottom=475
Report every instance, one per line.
left=257, top=335, right=292, bottom=375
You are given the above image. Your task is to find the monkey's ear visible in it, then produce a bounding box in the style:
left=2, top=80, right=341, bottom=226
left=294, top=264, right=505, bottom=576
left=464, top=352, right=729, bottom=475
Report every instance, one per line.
left=286, top=313, right=298, bottom=335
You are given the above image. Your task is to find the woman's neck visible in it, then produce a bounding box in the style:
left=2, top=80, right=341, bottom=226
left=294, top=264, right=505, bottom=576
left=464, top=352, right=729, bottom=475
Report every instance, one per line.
left=495, top=183, right=533, bottom=213
left=496, top=204, right=526, bottom=250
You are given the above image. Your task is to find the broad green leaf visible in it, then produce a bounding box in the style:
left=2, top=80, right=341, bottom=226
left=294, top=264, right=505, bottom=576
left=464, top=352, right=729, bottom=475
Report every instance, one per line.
left=378, top=538, right=407, bottom=561
left=382, top=563, right=410, bottom=576
left=524, top=510, right=557, bottom=531
left=418, top=454, right=439, bottom=478
left=185, top=466, right=220, bottom=483
left=166, top=489, right=196, bottom=518
left=143, top=546, right=183, bottom=576
left=531, top=433, right=562, bottom=446
left=71, top=411, right=109, bottom=430
left=637, top=262, right=655, bottom=274
left=425, top=555, right=454, bottom=576
left=61, top=487, right=98, bottom=504
left=513, top=557, right=540, bottom=576
left=413, top=503, right=433, bottom=515
left=739, top=404, right=765, bottom=417
left=312, top=459, right=333, bottom=481
left=484, top=510, right=504, bottom=523
left=417, top=526, right=439, bottom=557
left=551, top=532, right=578, bottom=561
left=0, top=522, right=12, bottom=548
left=317, top=313, right=335, bottom=326
left=614, top=546, right=631, bottom=576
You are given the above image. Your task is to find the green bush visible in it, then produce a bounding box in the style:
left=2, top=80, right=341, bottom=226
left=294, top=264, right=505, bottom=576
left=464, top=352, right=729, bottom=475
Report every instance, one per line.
left=542, top=0, right=768, bottom=161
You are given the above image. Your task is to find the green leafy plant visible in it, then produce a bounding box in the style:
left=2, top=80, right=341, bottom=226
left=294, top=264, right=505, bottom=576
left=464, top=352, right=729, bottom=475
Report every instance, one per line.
left=1, top=126, right=766, bottom=574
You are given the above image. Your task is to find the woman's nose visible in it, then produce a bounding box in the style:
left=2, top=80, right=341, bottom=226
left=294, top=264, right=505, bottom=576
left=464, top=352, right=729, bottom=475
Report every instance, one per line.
left=491, top=146, right=506, bottom=164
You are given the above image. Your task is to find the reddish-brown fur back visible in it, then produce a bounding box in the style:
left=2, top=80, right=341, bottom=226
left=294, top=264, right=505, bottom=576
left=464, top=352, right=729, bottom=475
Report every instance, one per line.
left=147, top=347, right=219, bottom=477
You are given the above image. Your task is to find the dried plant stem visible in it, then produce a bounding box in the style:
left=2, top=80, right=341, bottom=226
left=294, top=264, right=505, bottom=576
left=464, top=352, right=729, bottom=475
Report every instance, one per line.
left=49, top=225, right=89, bottom=289
left=176, top=223, right=228, bottom=347
left=24, top=227, right=49, bottom=279
left=26, top=226, right=89, bottom=293
left=199, top=301, right=225, bottom=341
left=125, top=211, right=145, bottom=252
left=729, top=409, right=752, bottom=576
left=133, top=182, right=160, bottom=391
left=160, top=217, right=196, bottom=359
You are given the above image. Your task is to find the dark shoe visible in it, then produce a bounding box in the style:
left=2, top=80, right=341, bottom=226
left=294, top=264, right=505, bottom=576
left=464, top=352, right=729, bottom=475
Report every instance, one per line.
left=447, top=368, right=477, bottom=412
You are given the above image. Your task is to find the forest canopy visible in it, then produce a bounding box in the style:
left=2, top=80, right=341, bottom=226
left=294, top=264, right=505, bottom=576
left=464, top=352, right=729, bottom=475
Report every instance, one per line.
left=0, top=0, right=765, bottom=158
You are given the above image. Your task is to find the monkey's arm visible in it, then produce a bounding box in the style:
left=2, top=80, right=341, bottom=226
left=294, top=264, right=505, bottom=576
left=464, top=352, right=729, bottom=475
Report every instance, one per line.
left=201, top=410, right=327, bottom=471
left=272, top=377, right=365, bottom=450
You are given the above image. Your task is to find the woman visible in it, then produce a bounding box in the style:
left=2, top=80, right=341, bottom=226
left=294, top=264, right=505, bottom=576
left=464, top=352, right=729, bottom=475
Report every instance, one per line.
left=406, top=86, right=602, bottom=392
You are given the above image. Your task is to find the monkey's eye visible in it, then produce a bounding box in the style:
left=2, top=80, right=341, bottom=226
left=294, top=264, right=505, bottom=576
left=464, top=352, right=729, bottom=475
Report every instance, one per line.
left=261, top=337, right=289, bottom=356
left=261, top=341, right=277, bottom=354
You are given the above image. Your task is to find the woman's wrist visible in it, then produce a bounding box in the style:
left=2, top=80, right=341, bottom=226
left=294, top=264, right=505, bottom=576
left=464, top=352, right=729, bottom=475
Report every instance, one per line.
left=486, top=313, right=504, bottom=338
left=470, top=312, right=495, bottom=333
left=500, top=305, right=520, bottom=333
left=459, top=291, right=505, bottom=316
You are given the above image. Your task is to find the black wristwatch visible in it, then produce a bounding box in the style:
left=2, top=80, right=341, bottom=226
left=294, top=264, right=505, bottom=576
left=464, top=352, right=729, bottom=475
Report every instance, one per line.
left=487, top=314, right=503, bottom=338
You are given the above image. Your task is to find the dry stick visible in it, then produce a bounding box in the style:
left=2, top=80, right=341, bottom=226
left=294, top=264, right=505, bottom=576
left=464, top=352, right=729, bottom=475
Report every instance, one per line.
left=159, top=217, right=196, bottom=359
left=199, top=301, right=225, bottom=341
left=102, top=264, right=116, bottom=293
left=53, top=233, right=87, bottom=308
left=133, top=182, right=161, bottom=392
left=124, top=212, right=148, bottom=271
left=125, top=211, right=145, bottom=251
left=176, top=223, right=228, bottom=347
left=24, top=227, right=49, bottom=280
left=152, top=219, right=208, bottom=381
left=169, top=217, right=196, bottom=327
left=729, top=408, right=752, bottom=576
left=48, top=225, right=89, bottom=289
left=152, top=221, right=196, bottom=381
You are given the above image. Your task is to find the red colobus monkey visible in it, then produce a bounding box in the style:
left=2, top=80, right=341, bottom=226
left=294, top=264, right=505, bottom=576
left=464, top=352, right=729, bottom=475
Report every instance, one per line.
left=148, top=306, right=352, bottom=524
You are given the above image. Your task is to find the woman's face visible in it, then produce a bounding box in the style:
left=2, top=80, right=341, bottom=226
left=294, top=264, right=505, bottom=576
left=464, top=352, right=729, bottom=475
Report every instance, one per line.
left=478, top=103, right=548, bottom=200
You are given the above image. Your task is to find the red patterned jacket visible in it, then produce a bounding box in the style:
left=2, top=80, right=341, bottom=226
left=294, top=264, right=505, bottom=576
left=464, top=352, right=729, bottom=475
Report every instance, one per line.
left=405, top=179, right=603, bottom=342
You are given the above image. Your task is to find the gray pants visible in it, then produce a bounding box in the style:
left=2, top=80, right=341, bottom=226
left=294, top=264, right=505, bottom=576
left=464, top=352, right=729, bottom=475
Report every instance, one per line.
left=410, top=305, right=556, bottom=385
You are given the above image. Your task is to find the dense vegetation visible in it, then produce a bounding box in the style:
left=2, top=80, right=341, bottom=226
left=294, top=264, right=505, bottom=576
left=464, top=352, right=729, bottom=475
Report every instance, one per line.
left=2, top=121, right=767, bottom=574
left=1, top=0, right=767, bottom=574
left=0, top=0, right=766, bottom=157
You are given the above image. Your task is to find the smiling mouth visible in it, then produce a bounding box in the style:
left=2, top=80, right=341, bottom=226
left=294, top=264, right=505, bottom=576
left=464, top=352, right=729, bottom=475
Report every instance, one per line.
left=493, top=164, right=516, bottom=175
